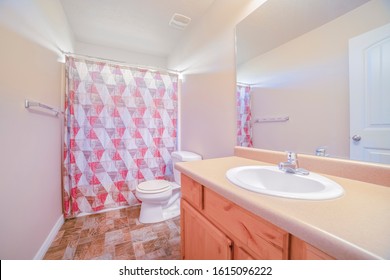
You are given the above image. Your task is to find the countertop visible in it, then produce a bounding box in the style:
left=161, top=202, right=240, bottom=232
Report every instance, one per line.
left=175, top=156, right=390, bottom=260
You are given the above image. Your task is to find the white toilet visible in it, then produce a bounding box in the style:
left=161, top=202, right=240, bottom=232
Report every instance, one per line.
left=136, top=151, right=202, bottom=223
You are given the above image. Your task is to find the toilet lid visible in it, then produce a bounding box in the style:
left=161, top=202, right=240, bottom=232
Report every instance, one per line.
left=137, top=180, right=171, bottom=193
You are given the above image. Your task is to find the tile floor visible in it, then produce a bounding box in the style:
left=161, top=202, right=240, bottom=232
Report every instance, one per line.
left=43, top=205, right=181, bottom=260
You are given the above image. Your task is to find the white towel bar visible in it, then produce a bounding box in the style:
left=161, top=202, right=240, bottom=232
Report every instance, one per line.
left=24, top=99, right=62, bottom=116
left=254, top=116, right=289, bottom=123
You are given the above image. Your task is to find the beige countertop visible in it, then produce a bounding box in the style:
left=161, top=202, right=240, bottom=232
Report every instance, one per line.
left=175, top=156, right=390, bottom=260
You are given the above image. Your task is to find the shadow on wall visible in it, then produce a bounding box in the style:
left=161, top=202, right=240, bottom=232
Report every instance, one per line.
left=0, top=0, right=74, bottom=59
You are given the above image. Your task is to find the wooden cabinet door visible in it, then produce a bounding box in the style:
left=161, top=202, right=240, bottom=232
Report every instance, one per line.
left=181, top=200, right=232, bottom=260
left=290, top=236, right=335, bottom=260
left=234, top=244, right=256, bottom=260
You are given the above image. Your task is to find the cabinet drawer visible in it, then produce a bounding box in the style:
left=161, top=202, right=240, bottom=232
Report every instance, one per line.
left=181, top=174, right=203, bottom=210
left=203, top=188, right=289, bottom=260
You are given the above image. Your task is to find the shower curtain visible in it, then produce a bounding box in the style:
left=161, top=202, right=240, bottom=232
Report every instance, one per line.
left=236, top=84, right=253, bottom=147
left=63, top=56, right=178, bottom=218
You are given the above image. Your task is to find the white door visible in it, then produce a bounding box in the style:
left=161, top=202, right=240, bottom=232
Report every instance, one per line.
left=349, top=23, right=390, bottom=164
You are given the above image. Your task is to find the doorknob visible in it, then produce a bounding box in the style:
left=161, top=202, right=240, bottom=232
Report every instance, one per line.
left=352, top=135, right=362, bottom=142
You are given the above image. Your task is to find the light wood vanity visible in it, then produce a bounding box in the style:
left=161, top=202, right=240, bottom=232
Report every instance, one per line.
left=177, top=147, right=390, bottom=260
left=181, top=174, right=333, bottom=260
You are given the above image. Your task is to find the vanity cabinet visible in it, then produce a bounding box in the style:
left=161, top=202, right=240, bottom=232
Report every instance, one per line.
left=180, top=174, right=337, bottom=260
left=180, top=174, right=289, bottom=260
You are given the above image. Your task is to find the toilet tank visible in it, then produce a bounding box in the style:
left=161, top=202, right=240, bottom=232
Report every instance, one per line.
left=171, top=151, right=202, bottom=184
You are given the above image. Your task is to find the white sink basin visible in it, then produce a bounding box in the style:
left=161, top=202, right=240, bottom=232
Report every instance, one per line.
left=226, top=166, right=344, bottom=200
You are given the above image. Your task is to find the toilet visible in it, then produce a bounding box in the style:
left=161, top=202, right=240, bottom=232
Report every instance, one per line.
left=136, top=151, right=202, bottom=223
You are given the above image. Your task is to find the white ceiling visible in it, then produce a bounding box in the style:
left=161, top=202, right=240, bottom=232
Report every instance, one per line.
left=236, top=0, right=370, bottom=65
left=59, top=0, right=372, bottom=64
left=59, top=0, right=215, bottom=58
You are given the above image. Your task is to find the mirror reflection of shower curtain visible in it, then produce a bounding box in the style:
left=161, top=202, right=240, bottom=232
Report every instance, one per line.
left=236, top=84, right=253, bottom=147
left=63, top=56, right=178, bottom=218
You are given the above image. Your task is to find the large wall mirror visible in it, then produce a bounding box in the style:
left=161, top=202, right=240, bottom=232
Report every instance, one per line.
left=236, top=0, right=390, bottom=165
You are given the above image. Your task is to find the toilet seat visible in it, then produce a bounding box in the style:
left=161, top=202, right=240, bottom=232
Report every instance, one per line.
left=136, top=180, right=171, bottom=194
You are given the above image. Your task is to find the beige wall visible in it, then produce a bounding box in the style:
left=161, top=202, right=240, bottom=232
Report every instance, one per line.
left=0, top=0, right=73, bottom=259
left=168, top=0, right=267, bottom=159
left=238, top=0, right=390, bottom=159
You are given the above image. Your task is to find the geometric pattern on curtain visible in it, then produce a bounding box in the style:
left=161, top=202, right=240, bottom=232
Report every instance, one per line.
left=63, top=56, right=178, bottom=218
left=236, top=84, right=253, bottom=147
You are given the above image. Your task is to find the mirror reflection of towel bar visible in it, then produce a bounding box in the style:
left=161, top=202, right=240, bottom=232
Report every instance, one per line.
left=254, top=116, right=289, bottom=123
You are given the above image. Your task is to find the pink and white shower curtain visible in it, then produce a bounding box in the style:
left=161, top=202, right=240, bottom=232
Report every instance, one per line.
left=236, top=84, right=253, bottom=147
left=63, top=56, right=178, bottom=218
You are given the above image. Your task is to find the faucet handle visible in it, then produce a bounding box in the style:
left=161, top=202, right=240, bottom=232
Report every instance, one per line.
left=286, top=151, right=297, bottom=163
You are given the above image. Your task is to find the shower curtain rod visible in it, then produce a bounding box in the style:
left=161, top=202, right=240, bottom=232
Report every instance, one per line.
left=236, top=82, right=252, bottom=87
left=62, top=51, right=180, bottom=75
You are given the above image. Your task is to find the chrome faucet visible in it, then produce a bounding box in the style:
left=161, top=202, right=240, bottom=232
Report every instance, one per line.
left=278, top=151, right=309, bottom=175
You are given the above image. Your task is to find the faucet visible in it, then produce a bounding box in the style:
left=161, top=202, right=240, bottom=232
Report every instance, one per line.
left=278, top=151, right=309, bottom=175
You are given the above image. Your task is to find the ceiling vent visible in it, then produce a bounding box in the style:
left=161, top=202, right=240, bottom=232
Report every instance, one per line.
left=169, top=13, right=191, bottom=30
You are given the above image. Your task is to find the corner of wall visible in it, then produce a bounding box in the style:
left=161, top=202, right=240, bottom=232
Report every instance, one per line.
left=34, top=215, right=64, bottom=260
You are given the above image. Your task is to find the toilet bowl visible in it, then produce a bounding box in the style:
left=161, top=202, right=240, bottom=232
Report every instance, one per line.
left=136, top=151, right=202, bottom=223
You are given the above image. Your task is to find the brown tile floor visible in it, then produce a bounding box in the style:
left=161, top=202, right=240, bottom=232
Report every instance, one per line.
left=44, top=205, right=181, bottom=260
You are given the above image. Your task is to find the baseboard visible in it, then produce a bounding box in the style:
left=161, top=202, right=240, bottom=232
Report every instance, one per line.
left=33, top=214, right=64, bottom=260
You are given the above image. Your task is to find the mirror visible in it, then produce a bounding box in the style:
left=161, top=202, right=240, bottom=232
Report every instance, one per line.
left=236, top=0, right=390, bottom=164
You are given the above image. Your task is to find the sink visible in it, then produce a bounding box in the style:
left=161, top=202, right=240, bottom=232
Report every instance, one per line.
left=226, top=165, right=344, bottom=200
